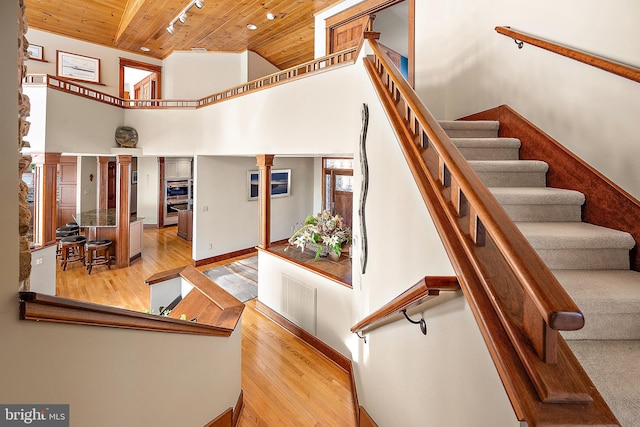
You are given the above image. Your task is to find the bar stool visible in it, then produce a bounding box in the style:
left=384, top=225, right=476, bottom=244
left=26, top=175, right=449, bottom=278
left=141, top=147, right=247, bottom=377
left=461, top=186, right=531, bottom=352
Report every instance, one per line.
left=60, top=235, right=87, bottom=270
left=56, top=226, right=79, bottom=258
left=86, top=239, right=112, bottom=275
left=66, top=221, right=84, bottom=236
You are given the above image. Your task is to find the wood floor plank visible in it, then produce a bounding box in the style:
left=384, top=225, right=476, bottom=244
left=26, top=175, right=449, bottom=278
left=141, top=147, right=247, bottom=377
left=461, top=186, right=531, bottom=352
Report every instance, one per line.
left=55, top=226, right=356, bottom=425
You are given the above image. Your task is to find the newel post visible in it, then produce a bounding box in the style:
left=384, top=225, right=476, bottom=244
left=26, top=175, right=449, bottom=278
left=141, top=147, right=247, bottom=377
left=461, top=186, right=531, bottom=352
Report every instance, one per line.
left=256, top=154, right=274, bottom=249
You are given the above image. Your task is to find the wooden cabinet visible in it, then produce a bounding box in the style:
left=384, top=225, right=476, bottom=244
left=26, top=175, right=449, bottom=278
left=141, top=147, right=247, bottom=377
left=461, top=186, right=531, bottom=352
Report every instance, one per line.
left=177, top=209, right=193, bottom=241
left=165, top=158, right=192, bottom=179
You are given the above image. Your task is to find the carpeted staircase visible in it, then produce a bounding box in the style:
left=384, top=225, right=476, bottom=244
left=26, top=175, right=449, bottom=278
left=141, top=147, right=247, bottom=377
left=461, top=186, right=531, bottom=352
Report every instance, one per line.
left=441, top=120, right=640, bottom=426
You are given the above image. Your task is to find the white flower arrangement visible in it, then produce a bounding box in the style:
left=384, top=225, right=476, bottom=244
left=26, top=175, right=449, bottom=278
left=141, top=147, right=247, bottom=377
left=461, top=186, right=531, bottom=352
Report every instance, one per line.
left=287, top=210, right=351, bottom=259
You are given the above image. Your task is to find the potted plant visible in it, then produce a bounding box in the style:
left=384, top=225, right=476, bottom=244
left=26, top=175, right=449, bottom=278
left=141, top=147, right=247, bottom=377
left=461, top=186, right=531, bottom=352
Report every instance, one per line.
left=287, top=210, right=351, bottom=260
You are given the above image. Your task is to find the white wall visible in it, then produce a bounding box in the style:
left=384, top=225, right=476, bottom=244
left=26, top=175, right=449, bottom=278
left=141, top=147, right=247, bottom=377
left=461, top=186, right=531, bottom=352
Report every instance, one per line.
left=375, top=1, right=409, bottom=56
left=78, top=156, right=98, bottom=212
left=137, top=156, right=160, bottom=226
left=45, top=89, right=124, bottom=154
left=22, top=84, right=47, bottom=154
left=25, top=29, right=162, bottom=97
left=28, top=243, right=56, bottom=295
left=163, top=51, right=243, bottom=99
left=124, top=64, right=362, bottom=157
left=244, top=50, right=280, bottom=81
left=258, top=253, right=354, bottom=357
left=413, top=0, right=640, bottom=199
left=193, top=156, right=315, bottom=261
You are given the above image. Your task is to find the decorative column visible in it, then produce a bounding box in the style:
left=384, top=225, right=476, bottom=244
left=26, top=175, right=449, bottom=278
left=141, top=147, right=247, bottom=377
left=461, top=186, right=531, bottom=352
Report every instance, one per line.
left=256, top=154, right=274, bottom=249
left=115, top=154, right=131, bottom=268
left=17, top=0, right=32, bottom=289
left=96, top=156, right=109, bottom=210
left=39, top=153, right=61, bottom=247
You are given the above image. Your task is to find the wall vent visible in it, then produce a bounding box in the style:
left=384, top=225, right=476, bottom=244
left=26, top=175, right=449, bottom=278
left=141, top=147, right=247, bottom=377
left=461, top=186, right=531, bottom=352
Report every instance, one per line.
left=191, top=47, right=207, bottom=52
left=281, top=274, right=317, bottom=335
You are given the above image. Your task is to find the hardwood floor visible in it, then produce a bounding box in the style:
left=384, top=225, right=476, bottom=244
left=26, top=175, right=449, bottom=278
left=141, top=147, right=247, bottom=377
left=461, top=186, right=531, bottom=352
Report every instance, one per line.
left=55, top=226, right=356, bottom=426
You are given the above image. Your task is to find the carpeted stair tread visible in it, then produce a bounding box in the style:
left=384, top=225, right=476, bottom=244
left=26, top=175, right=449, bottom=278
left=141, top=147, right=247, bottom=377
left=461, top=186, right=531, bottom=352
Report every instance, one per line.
left=439, top=120, right=499, bottom=138
left=516, top=222, right=636, bottom=249
left=469, top=160, right=549, bottom=172
left=556, top=270, right=640, bottom=340
left=567, top=340, right=640, bottom=427
left=452, top=137, right=521, bottom=160
left=469, top=160, right=548, bottom=187
left=490, top=187, right=585, bottom=205
left=491, top=187, right=585, bottom=222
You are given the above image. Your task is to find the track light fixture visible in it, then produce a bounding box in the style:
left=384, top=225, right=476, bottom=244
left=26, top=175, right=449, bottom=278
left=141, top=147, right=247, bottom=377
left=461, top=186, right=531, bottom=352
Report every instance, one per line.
left=166, top=0, right=205, bottom=36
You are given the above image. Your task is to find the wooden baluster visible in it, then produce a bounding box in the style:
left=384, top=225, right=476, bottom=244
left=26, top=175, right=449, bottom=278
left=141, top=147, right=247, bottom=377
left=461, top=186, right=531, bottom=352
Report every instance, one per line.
left=524, top=296, right=558, bottom=364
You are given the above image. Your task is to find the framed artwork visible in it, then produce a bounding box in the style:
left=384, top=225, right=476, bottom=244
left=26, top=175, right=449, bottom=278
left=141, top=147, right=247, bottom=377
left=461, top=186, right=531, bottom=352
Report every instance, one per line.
left=248, top=169, right=291, bottom=200
left=56, top=50, right=101, bottom=83
left=27, top=44, right=44, bottom=61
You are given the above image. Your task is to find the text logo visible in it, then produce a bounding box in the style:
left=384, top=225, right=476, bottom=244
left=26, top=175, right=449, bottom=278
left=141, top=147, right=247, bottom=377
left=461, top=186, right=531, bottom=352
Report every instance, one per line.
left=0, top=405, right=68, bottom=426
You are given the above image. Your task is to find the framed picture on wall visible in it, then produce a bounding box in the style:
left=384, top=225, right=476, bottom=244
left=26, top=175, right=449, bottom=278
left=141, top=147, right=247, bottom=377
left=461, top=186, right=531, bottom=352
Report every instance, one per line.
left=56, top=50, right=101, bottom=83
left=248, top=169, right=291, bottom=200
left=27, top=44, right=44, bottom=61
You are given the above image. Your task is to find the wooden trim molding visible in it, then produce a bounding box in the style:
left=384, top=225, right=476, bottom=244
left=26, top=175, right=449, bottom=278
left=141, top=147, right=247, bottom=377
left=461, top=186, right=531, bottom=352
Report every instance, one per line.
left=232, top=390, right=244, bottom=427
left=36, top=46, right=359, bottom=111
left=119, top=58, right=162, bottom=99
left=96, top=156, right=109, bottom=210
left=258, top=246, right=352, bottom=289
left=193, top=247, right=258, bottom=267
left=255, top=300, right=352, bottom=372
left=256, top=154, right=274, bottom=249
left=460, top=105, right=640, bottom=271
left=39, top=153, right=61, bottom=246
left=359, top=407, right=378, bottom=427
left=19, top=292, right=234, bottom=336
left=203, top=408, right=232, bottom=427
left=20, top=265, right=244, bottom=336
left=351, top=276, right=460, bottom=334
left=325, top=0, right=403, bottom=27
left=115, top=154, right=131, bottom=268
left=496, top=26, right=640, bottom=84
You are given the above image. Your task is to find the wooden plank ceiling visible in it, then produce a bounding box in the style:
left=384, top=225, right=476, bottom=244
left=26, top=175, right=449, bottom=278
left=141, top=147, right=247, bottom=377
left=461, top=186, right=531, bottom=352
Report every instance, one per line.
left=24, top=0, right=342, bottom=70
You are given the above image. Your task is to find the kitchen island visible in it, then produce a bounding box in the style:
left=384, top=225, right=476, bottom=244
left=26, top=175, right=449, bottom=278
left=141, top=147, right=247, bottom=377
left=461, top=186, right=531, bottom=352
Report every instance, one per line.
left=73, top=209, right=144, bottom=264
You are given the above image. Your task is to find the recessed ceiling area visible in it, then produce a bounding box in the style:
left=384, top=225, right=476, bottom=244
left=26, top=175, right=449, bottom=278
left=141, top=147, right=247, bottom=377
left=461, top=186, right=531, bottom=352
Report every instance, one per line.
left=23, top=0, right=343, bottom=70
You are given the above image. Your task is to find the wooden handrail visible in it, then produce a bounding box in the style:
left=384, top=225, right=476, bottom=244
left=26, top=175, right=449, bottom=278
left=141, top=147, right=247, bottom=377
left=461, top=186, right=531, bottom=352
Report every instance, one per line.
left=25, top=45, right=359, bottom=111
left=365, top=39, right=617, bottom=424
left=496, top=26, right=640, bottom=84
left=350, top=276, right=459, bottom=334
left=20, top=265, right=243, bottom=336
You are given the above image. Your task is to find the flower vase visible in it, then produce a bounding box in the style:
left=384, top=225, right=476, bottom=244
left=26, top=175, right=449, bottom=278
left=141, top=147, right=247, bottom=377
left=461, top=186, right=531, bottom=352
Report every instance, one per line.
left=306, top=242, right=329, bottom=258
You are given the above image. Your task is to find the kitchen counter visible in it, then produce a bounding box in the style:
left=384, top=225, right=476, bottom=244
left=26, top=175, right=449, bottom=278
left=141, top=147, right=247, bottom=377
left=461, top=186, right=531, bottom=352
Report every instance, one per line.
left=73, top=209, right=144, bottom=227
left=71, top=209, right=145, bottom=265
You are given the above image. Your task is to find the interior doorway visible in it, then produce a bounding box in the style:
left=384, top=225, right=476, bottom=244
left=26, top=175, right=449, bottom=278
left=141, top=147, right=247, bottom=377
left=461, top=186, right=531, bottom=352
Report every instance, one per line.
left=119, top=58, right=162, bottom=101
left=322, top=158, right=354, bottom=229
left=326, top=0, right=415, bottom=86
